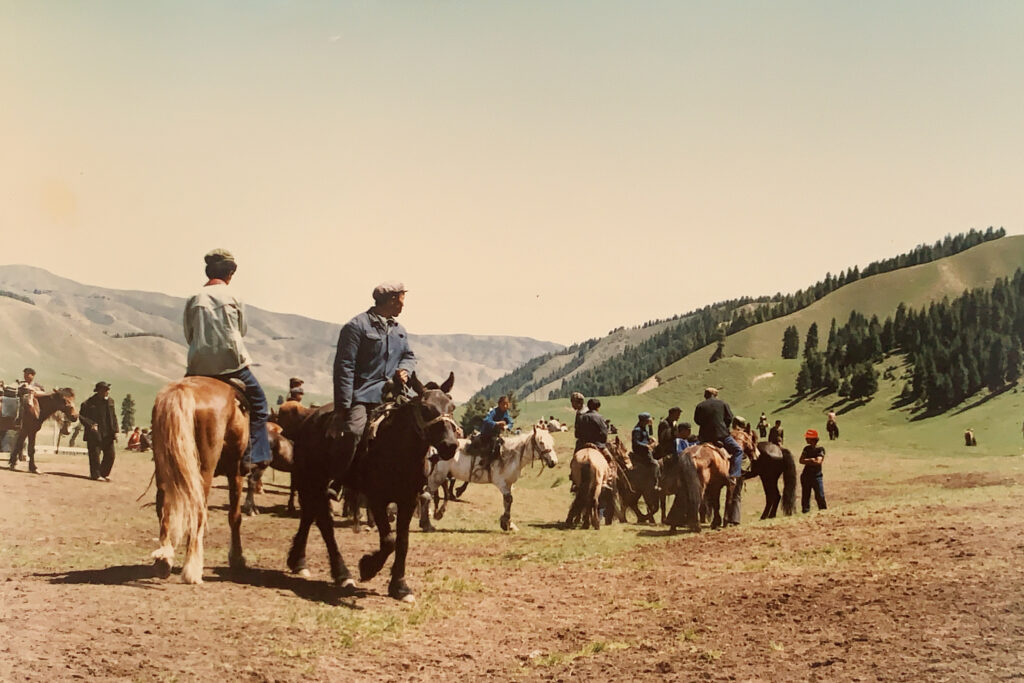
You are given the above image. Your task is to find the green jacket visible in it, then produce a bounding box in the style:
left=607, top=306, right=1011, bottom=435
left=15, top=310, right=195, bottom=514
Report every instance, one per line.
left=184, top=283, right=253, bottom=376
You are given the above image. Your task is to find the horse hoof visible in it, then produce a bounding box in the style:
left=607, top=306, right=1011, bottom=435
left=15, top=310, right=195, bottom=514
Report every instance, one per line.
left=400, top=593, right=416, bottom=604
left=433, top=510, right=444, bottom=521
left=153, top=558, right=172, bottom=579
left=297, top=568, right=311, bottom=578
left=229, top=553, right=247, bottom=570
left=508, top=522, right=519, bottom=533
left=388, top=580, right=414, bottom=603
left=500, top=517, right=510, bottom=532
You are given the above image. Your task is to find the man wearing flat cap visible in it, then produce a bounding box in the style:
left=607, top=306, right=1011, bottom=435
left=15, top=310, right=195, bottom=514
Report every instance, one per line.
left=183, top=249, right=271, bottom=469
left=632, top=412, right=659, bottom=474
left=80, top=381, right=119, bottom=481
left=326, top=281, right=416, bottom=500
left=693, top=386, right=744, bottom=525
left=656, top=407, right=682, bottom=458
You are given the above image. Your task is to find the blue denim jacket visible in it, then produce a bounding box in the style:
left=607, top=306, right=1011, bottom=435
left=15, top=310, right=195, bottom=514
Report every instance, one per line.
left=480, top=408, right=513, bottom=439
left=333, top=310, right=416, bottom=409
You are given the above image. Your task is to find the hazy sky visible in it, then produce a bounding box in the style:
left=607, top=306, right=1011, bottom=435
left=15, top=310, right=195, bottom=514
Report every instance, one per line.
left=3, top=2, right=1023, bottom=344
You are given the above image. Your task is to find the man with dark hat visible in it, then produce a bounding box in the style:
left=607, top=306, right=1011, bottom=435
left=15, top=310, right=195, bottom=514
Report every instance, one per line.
left=80, top=381, right=119, bottom=481
left=656, top=407, right=682, bottom=458
left=183, top=249, right=271, bottom=470
left=575, top=398, right=609, bottom=453
left=289, top=377, right=304, bottom=390
left=632, top=412, right=657, bottom=467
left=287, top=385, right=305, bottom=402
left=326, top=281, right=416, bottom=500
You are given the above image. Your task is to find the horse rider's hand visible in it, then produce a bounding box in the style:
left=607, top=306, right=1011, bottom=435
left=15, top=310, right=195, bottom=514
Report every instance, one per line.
left=326, top=408, right=348, bottom=439
left=394, top=369, right=409, bottom=385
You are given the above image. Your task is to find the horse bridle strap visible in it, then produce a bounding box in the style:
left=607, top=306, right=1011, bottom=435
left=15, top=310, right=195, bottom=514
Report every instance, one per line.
left=411, top=405, right=459, bottom=433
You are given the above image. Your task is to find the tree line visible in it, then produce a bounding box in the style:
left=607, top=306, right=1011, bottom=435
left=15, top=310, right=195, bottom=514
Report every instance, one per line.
left=788, top=267, right=1024, bottom=413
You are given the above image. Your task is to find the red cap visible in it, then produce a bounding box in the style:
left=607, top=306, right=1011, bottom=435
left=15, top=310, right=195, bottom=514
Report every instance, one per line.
left=804, top=429, right=819, bottom=440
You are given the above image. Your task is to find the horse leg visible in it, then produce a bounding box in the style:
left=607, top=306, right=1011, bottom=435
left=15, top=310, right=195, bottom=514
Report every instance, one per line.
left=759, top=473, right=773, bottom=520
left=227, top=473, right=246, bottom=570
left=387, top=498, right=417, bottom=603
left=498, top=482, right=516, bottom=532
left=27, top=433, right=37, bottom=471
left=286, top=492, right=316, bottom=577
left=418, top=486, right=435, bottom=532
left=359, top=499, right=394, bottom=582
left=312, top=493, right=352, bottom=588
left=152, top=480, right=175, bottom=579
left=243, top=465, right=268, bottom=516
left=181, top=472, right=213, bottom=585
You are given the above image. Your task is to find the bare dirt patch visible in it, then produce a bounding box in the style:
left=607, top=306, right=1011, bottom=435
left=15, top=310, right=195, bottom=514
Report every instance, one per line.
left=2, top=451, right=1023, bottom=681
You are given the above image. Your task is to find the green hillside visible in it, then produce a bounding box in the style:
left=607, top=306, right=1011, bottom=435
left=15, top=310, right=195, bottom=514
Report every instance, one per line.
left=514, top=236, right=1024, bottom=455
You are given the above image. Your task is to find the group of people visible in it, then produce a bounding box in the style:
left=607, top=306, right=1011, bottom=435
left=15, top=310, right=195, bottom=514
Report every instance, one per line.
left=3, top=368, right=123, bottom=481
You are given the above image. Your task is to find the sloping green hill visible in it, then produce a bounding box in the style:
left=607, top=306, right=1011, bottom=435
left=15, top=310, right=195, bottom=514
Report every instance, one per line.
left=513, top=236, right=1024, bottom=454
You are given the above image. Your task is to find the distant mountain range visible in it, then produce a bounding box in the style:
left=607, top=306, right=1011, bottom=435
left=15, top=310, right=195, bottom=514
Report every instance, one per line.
left=0, top=265, right=562, bottom=407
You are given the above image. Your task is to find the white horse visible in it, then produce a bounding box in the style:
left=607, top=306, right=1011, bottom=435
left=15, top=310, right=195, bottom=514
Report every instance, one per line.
left=419, top=424, right=557, bottom=532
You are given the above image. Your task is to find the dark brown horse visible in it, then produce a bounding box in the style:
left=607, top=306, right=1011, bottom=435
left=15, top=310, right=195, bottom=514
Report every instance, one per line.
left=745, top=441, right=796, bottom=519
left=607, top=437, right=660, bottom=524
left=284, top=373, right=459, bottom=602
left=4, top=389, right=78, bottom=473
left=242, top=421, right=297, bottom=516
left=150, top=377, right=250, bottom=584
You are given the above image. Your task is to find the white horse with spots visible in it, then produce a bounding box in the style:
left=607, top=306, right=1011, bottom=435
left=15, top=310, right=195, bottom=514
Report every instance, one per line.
left=419, top=424, right=557, bottom=531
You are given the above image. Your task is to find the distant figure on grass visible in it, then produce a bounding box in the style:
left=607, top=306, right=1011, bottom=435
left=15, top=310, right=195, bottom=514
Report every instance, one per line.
left=769, top=419, right=784, bottom=447
left=126, top=426, right=142, bottom=451
left=826, top=410, right=839, bottom=440
left=799, top=429, right=827, bottom=513
left=80, top=381, right=119, bottom=481
left=693, top=387, right=745, bottom=526
left=964, top=429, right=977, bottom=447
left=757, top=412, right=769, bottom=439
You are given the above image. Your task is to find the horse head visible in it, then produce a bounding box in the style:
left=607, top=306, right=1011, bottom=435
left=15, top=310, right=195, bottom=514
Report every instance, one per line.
left=531, top=425, right=558, bottom=468
left=55, top=388, right=78, bottom=422
left=408, top=372, right=459, bottom=460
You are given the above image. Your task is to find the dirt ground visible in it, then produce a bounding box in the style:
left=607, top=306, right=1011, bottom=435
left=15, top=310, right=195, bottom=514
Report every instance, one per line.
left=1, top=449, right=1023, bottom=682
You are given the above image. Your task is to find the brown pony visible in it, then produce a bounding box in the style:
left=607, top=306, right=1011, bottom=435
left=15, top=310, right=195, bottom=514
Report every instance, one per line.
left=661, top=427, right=758, bottom=532
left=242, top=421, right=297, bottom=516
left=565, top=447, right=614, bottom=530
left=150, top=377, right=249, bottom=584
left=4, top=389, right=78, bottom=472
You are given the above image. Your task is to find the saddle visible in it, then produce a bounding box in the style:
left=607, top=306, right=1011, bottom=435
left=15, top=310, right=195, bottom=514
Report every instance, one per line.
left=222, top=377, right=252, bottom=414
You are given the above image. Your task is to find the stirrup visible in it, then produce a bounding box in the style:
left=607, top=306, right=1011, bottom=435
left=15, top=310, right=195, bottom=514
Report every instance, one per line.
left=326, top=481, right=344, bottom=502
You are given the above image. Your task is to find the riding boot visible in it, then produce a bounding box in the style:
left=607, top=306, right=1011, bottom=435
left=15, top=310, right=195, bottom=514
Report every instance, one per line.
left=326, top=432, right=357, bottom=502
left=724, top=476, right=743, bottom=526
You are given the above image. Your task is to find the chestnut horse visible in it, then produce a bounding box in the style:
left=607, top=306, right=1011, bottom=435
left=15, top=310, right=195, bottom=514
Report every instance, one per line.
left=661, top=427, right=758, bottom=532
left=4, top=389, right=78, bottom=473
left=242, top=422, right=297, bottom=516
left=283, top=373, right=459, bottom=602
left=565, top=447, right=615, bottom=530
left=150, top=377, right=250, bottom=584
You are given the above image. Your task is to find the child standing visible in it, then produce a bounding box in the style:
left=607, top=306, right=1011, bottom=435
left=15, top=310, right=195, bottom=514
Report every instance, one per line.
left=799, top=429, right=827, bottom=513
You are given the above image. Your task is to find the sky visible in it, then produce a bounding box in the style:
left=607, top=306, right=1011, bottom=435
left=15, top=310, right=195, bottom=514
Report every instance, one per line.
left=3, top=2, right=1023, bottom=345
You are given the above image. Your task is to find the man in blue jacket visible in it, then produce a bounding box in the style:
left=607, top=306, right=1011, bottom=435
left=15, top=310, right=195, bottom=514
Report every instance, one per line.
left=327, top=281, right=416, bottom=500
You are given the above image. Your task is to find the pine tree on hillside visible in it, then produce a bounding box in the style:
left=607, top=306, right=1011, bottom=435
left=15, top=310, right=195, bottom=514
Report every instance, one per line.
left=781, top=325, right=800, bottom=359
left=804, top=323, right=819, bottom=359
left=120, top=394, right=136, bottom=433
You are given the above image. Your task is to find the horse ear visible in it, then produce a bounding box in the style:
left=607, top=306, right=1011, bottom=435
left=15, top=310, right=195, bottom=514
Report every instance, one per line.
left=408, top=372, right=425, bottom=396
left=440, top=372, right=454, bottom=394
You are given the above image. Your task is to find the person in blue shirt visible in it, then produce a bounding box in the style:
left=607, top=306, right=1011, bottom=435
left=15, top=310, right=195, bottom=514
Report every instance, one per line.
left=674, top=421, right=699, bottom=453
left=326, top=281, right=416, bottom=501
left=476, top=395, right=513, bottom=462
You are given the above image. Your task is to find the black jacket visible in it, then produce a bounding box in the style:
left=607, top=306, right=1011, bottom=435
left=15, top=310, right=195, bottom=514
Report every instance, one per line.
left=80, top=394, right=118, bottom=444
left=693, top=398, right=735, bottom=442
left=575, top=411, right=609, bottom=447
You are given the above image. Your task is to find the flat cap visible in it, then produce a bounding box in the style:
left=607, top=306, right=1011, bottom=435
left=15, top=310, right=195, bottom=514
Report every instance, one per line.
left=570, top=391, right=584, bottom=401
left=372, top=281, right=407, bottom=301
left=23, top=367, right=36, bottom=374
left=204, top=248, right=236, bottom=265
left=288, top=377, right=304, bottom=388
left=94, top=381, right=111, bottom=391
left=638, top=412, right=652, bottom=420
left=677, top=421, right=692, bottom=431
left=289, top=386, right=305, bottom=396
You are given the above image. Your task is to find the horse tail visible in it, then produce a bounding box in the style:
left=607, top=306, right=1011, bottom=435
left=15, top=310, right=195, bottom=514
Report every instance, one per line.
left=151, top=383, right=207, bottom=582
left=673, top=448, right=703, bottom=530
left=781, top=448, right=797, bottom=516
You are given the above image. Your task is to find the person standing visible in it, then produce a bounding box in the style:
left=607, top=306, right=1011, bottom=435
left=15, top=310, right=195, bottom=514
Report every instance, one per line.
left=768, top=419, right=784, bottom=447
left=327, top=282, right=416, bottom=500
left=9, top=367, right=46, bottom=466
left=799, top=429, right=827, bottom=512
left=80, top=381, right=119, bottom=481
left=184, top=249, right=271, bottom=472
left=757, top=412, right=769, bottom=439
left=656, top=407, right=682, bottom=458
left=693, top=387, right=745, bottom=526
left=826, top=410, right=839, bottom=440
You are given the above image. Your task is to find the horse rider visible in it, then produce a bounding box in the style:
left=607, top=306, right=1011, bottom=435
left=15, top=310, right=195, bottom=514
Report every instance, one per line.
left=476, top=395, right=513, bottom=466
left=675, top=421, right=699, bottom=453
left=757, top=412, right=769, bottom=439
left=656, top=407, right=682, bottom=458
left=80, top=380, right=119, bottom=481
left=570, top=391, right=588, bottom=450
left=289, top=376, right=304, bottom=391
left=287, top=385, right=305, bottom=403
left=693, top=387, right=745, bottom=526
left=326, top=281, right=416, bottom=501
left=183, top=249, right=271, bottom=472
left=575, top=398, right=609, bottom=455
left=632, top=412, right=658, bottom=467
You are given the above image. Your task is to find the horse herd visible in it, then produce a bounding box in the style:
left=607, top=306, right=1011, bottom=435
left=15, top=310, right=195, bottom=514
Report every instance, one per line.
left=146, top=372, right=797, bottom=604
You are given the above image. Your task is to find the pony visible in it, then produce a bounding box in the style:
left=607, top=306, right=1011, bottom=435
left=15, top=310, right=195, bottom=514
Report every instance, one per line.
left=4, top=388, right=78, bottom=473
left=661, top=427, right=759, bottom=532
left=745, top=441, right=796, bottom=519
left=242, top=422, right=297, bottom=516
left=565, top=447, right=615, bottom=530
left=418, top=423, right=557, bottom=532
left=150, top=377, right=251, bottom=584
left=284, top=373, right=459, bottom=603
left=606, top=436, right=660, bottom=524
left=826, top=418, right=839, bottom=440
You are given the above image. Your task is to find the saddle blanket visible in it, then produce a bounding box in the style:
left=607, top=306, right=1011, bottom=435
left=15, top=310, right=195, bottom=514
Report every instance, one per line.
left=1, top=396, right=18, bottom=419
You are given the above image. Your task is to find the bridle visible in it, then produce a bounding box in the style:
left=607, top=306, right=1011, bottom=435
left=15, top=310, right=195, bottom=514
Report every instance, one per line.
left=527, top=429, right=556, bottom=471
